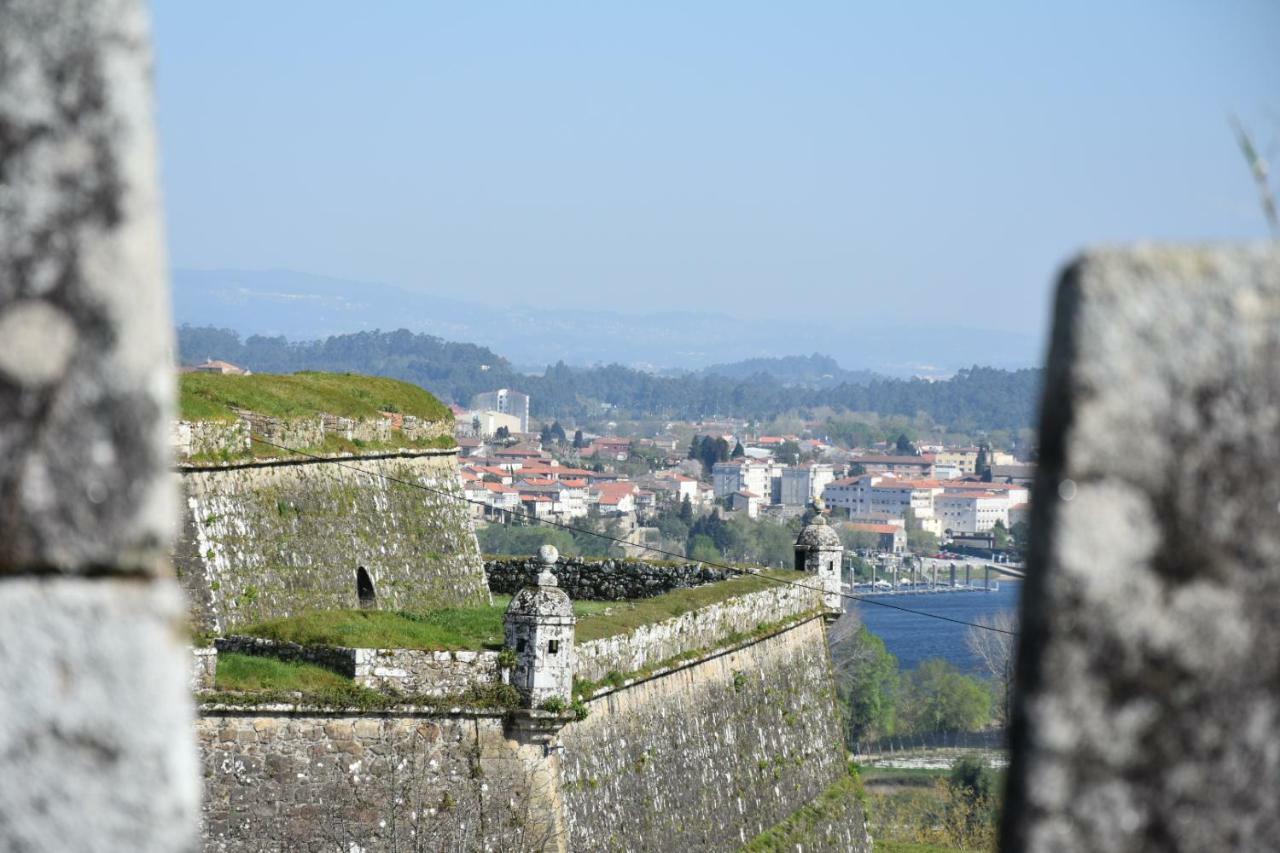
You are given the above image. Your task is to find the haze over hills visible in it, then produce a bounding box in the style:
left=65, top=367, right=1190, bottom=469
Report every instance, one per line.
left=692, top=354, right=879, bottom=388
left=177, top=326, right=1042, bottom=432
left=172, top=268, right=1043, bottom=377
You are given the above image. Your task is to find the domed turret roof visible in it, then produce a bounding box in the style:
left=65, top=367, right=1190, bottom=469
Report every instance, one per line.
left=506, top=545, right=574, bottom=618
left=796, top=514, right=842, bottom=548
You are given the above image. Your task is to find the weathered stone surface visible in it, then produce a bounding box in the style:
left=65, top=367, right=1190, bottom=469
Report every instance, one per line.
left=575, top=577, right=819, bottom=683
left=173, top=413, right=451, bottom=461
left=561, top=617, right=869, bottom=852
left=486, top=555, right=739, bottom=600
left=1004, top=245, right=1280, bottom=852
left=1, top=2, right=197, bottom=850
left=0, top=579, right=198, bottom=852
left=0, top=0, right=176, bottom=576
left=197, top=712, right=557, bottom=852
left=176, top=450, right=489, bottom=632
left=192, top=646, right=217, bottom=691
left=197, top=618, right=869, bottom=852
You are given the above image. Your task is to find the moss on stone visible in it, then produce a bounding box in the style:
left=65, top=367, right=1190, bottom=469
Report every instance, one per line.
left=179, top=371, right=452, bottom=423
left=741, top=762, right=867, bottom=852
left=573, top=569, right=807, bottom=642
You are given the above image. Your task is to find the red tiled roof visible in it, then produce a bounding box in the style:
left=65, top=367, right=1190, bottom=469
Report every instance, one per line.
left=846, top=522, right=902, bottom=534
left=855, top=454, right=937, bottom=464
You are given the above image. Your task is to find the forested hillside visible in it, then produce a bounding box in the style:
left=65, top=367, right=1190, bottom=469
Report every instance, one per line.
left=178, top=326, right=1041, bottom=431
left=694, top=353, right=879, bottom=388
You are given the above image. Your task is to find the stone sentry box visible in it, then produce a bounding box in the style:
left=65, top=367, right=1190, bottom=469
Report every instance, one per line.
left=794, top=497, right=844, bottom=617
left=505, top=545, right=577, bottom=706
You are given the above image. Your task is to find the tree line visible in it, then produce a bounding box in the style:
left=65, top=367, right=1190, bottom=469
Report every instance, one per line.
left=178, top=326, right=1041, bottom=431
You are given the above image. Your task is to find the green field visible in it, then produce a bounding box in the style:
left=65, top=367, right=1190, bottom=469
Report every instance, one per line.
left=179, top=370, right=452, bottom=422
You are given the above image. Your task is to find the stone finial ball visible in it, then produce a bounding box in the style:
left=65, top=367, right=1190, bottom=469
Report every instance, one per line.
left=538, top=544, right=559, bottom=565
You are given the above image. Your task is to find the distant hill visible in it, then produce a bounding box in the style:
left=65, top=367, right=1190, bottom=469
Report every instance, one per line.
left=177, top=326, right=1043, bottom=432
left=171, top=268, right=1042, bottom=376
left=696, top=354, right=879, bottom=387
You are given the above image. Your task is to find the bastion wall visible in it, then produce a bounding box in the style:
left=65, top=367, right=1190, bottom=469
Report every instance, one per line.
left=560, top=616, right=865, bottom=851
left=197, top=616, right=871, bottom=852
left=176, top=450, right=490, bottom=633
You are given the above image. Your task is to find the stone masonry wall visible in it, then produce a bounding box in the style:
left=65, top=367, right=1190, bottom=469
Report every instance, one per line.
left=176, top=450, right=489, bottom=633
left=192, top=648, right=217, bottom=692
left=175, top=414, right=453, bottom=461
left=174, top=419, right=251, bottom=459
left=559, top=617, right=870, bottom=852
left=486, top=556, right=738, bottom=600
left=353, top=648, right=503, bottom=696
left=213, top=637, right=504, bottom=697
left=214, top=636, right=357, bottom=677
left=198, top=711, right=560, bottom=853
left=575, top=580, right=820, bottom=683
left=197, top=618, right=869, bottom=852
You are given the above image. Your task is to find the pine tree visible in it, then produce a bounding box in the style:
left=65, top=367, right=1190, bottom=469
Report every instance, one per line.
left=573, top=429, right=585, bottom=449
left=975, top=445, right=991, bottom=480
left=679, top=495, right=694, bottom=523
left=731, top=441, right=745, bottom=458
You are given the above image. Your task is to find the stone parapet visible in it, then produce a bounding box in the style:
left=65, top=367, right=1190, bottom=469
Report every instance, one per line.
left=575, top=577, right=821, bottom=683
left=353, top=648, right=503, bottom=695
left=209, top=637, right=507, bottom=698
left=173, top=413, right=454, bottom=461
left=191, top=647, right=217, bottom=692
left=486, top=555, right=738, bottom=600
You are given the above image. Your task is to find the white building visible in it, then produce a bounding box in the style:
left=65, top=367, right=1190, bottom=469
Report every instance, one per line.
left=712, top=459, right=779, bottom=503
left=780, top=464, right=836, bottom=507
left=471, top=410, right=522, bottom=438
left=823, top=475, right=942, bottom=529
left=936, top=491, right=1010, bottom=534
left=471, top=389, right=530, bottom=433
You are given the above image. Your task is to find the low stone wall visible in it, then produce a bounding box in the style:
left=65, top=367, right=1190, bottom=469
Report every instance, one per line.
left=192, top=647, right=217, bottom=691
left=214, top=636, right=356, bottom=678
left=352, top=648, right=503, bottom=696
left=240, top=413, right=327, bottom=452
left=174, top=414, right=454, bottom=461
left=575, top=580, right=821, bottom=683
left=174, top=419, right=251, bottom=459
left=485, top=556, right=737, bottom=600
left=211, top=638, right=505, bottom=698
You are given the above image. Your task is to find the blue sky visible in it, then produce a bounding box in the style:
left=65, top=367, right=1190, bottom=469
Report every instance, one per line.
left=151, top=1, right=1279, bottom=341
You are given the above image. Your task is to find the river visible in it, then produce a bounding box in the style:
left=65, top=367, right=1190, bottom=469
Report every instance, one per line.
left=852, top=581, right=1021, bottom=673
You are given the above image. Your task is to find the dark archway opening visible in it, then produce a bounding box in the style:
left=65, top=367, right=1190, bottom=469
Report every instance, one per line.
left=356, top=567, right=376, bottom=609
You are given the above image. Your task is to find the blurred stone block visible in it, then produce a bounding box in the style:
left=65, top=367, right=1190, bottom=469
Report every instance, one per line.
left=1004, top=245, right=1280, bottom=852
left=0, top=579, right=197, bottom=852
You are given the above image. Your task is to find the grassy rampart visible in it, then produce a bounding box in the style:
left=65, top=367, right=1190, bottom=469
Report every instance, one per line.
left=179, top=371, right=451, bottom=422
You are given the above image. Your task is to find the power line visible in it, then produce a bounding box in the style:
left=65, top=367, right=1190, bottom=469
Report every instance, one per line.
left=241, top=434, right=1018, bottom=637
